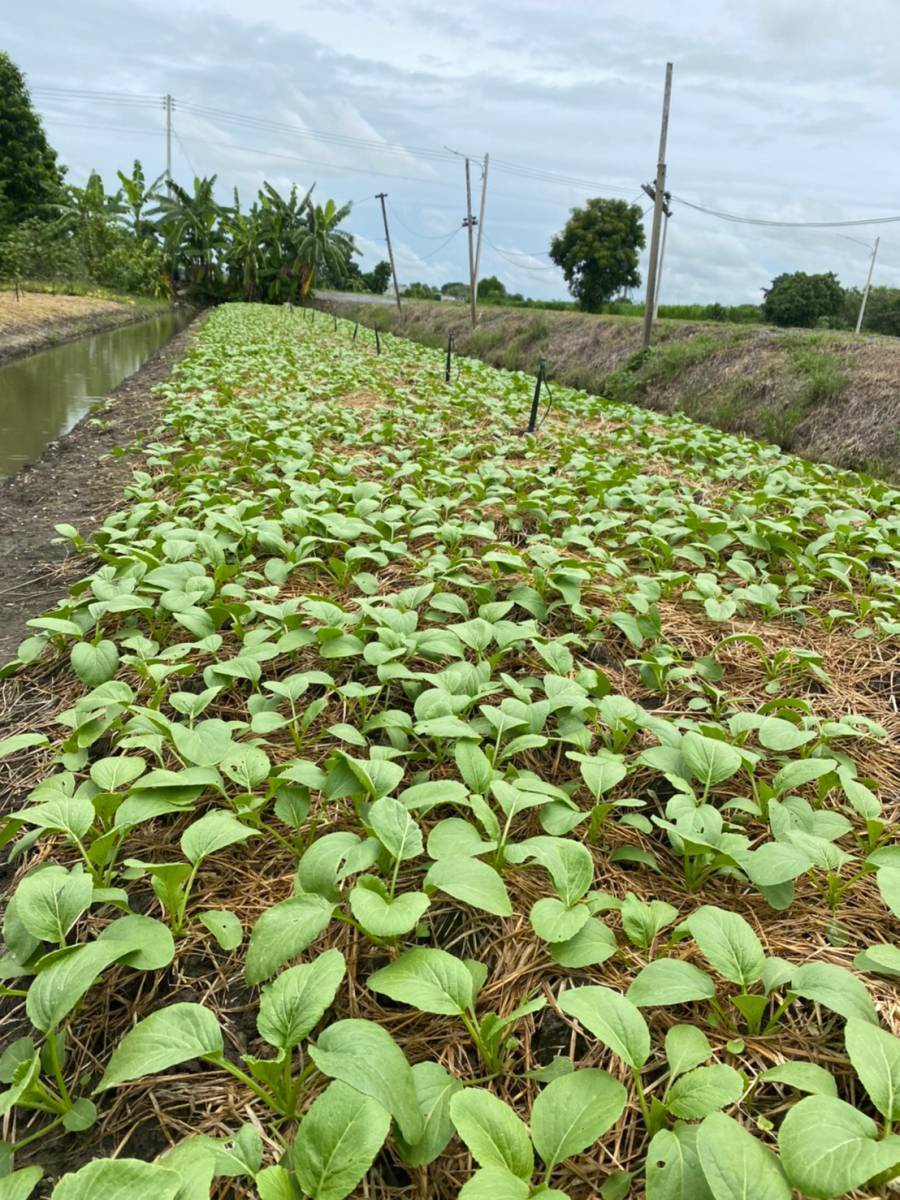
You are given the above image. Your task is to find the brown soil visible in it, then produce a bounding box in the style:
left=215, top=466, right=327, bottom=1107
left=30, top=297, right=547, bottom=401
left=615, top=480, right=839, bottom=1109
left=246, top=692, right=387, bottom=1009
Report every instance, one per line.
left=328, top=299, right=900, bottom=480
left=0, top=313, right=207, bottom=666
left=0, top=291, right=169, bottom=365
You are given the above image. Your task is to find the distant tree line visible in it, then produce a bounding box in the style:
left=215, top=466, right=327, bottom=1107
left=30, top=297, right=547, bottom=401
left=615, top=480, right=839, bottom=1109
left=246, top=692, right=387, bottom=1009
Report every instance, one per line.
left=0, top=50, right=371, bottom=302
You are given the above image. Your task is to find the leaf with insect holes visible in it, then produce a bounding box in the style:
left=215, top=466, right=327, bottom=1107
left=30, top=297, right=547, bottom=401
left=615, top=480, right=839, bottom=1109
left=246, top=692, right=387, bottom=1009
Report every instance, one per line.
left=199, top=909, right=243, bottom=951
left=97, top=1003, right=223, bottom=1090
left=646, top=1125, right=713, bottom=1200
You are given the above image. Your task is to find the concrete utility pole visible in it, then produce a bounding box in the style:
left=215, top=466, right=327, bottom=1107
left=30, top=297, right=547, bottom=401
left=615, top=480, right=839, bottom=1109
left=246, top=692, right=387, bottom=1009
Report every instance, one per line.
left=164, top=94, right=173, bottom=188
left=376, top=192, right=402, bottom=312
left=642, top=62, right=673, bottom=350
left=473, top=152, right=490, bottom=293
left=463, top=157, right=478, bottom=327
left=855, top=236, right=880, bottom=333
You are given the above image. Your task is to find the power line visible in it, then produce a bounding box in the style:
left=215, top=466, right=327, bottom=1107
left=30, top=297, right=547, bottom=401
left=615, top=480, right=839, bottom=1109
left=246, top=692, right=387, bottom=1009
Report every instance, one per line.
left=387, top=201, right=458, bottom=240
left=418, top=227, right=462, bottom=260
left=172, top=126, right=198, bottom=179
left=673, top=193, right=900, bottom=229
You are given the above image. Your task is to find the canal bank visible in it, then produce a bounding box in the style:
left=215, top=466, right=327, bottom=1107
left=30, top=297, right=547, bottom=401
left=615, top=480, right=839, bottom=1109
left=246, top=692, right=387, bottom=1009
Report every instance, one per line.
left=0, top=291, right=172, bottom=366
left=0, top=310, right=207, bottom=665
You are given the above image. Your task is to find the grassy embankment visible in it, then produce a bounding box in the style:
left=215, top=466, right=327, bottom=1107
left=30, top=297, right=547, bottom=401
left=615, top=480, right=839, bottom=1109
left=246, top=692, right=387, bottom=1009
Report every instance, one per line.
left=330, top=300, right=900, bottom=480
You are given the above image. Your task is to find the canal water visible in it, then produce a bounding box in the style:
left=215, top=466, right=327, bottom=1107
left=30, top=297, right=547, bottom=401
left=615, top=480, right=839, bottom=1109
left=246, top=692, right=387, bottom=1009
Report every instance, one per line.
left=0, top=308, right=193, bottom=479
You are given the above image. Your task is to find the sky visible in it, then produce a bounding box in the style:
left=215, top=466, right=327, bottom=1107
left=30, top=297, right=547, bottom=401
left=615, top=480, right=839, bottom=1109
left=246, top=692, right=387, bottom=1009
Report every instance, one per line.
left=7, top=0, right=900, bottom=303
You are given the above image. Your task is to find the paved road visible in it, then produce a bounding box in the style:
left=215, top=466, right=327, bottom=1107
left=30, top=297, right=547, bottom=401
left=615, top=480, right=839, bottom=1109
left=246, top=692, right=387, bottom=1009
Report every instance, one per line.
left=315, top=290, right=397, bottom=307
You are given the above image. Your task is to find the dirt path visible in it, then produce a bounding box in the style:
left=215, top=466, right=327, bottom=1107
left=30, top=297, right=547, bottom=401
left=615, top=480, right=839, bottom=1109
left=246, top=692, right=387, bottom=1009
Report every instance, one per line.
left=0, top=312, right=207, bottom=665
left=0, top=291, right=171, bottom=365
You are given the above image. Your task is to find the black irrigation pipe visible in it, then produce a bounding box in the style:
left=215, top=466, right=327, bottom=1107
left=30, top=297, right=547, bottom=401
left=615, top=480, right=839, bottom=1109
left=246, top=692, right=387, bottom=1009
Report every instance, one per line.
left=444, top=331, right=455, bottom=382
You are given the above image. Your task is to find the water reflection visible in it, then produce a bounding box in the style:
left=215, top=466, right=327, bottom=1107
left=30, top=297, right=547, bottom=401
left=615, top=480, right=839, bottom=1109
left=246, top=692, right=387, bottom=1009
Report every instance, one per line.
left=0, top=309, right=192, bottom=478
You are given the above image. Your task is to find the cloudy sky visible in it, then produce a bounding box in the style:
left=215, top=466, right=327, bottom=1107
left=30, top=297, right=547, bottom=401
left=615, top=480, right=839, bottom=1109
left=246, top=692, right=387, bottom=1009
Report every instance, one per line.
left=7, top=0, right=900, bottom=302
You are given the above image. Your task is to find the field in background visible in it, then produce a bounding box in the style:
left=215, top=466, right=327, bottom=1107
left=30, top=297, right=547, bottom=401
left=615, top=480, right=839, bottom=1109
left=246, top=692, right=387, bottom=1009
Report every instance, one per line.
left=1, top=305, right=898, bottom=1198
left=332, top=299, right=900, bottom=481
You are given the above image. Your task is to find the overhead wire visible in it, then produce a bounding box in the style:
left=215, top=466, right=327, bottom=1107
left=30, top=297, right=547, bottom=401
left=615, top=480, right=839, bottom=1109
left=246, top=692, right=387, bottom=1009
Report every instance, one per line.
left=672, top=193, right=900, bottom=229
left=387, top=201, right=458, bottom=241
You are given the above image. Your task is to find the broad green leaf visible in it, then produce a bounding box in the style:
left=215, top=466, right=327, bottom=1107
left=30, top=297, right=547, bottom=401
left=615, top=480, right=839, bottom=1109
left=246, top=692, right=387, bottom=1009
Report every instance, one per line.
left=0, top=733, right=49, bottom=760
left=395, top=1060, right=463, bottom=1167
left=845, top=1017, right=900, bottom=1121
left=291, top=1080, right=390, bottom=1200
left=348, top=880, right=430, bottom=938
left=556, top=986, right=650, bottom=1069
left=308, top=1018, right=422, bottom=1144
left=681, top=733, right=741, bottom=789
left=791, top=962, right=877, bottom=1024
left=778, top=1095, right=900, bottom=1198
left=0, top=1166, right=43, bottom=1200
left=15, top=866, right=93, bottom=944
left=254, top=1166, right=298, bottom=1200
left=51, top=1159, right=181, bottom=1199
left=508, top=836, right=594, bottom=905
left=620, top=894, right=678, bottom=949
left=531, top=1068, right=627, bottom=1169
left=97, top=1003, right=223, bottom=1090
left=666, top=1065, right=743, bottom=1119
left=759, top=1061, right=837, bottom=1097
left=626, top=959, right=715, bottom=1007
left=646, top=1125, right=714, bottom=1200
left=757, top=717, right=815, bottom=751
left=549, top=918, right=617, bottom=969
left=257, top=948, right=346, bottom=1049
left=772, top=758, right=837, bottom=795
left=199, top=909, right=243, bottom=951
left=367, top=947, right=475, bottom=1015
left=665, top=1025, right=712, bottom=1080
left=696, top=1112, right=790, bottom=1199
left=530, top=897, right=589, bottom=944
left=457, top=1168, right=530, bottom=1200
left=368, top=796, right=423, bottom=860
left=424, top=856, right=512, bottom=917
left=686, top=905, right=765, bottom=989
left=449, top=1087, right=533, bottom=1180
left=877, top=866, right=900, bottom=919
left=245, top=894, right=334, bottom=985
left=180, top=810, right=258, bottom=864
left=89, top=756, right=146, bottom=792
left=96, top=914, right=175, bottom=970
left=70, top=640, right=119, bottom=687
left=27, top=942, right=125, bottom=1032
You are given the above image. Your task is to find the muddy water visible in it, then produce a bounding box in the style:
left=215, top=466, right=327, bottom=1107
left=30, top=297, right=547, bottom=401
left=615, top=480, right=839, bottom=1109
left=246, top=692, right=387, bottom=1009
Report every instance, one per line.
left=0, top=309, right=192, bottom=478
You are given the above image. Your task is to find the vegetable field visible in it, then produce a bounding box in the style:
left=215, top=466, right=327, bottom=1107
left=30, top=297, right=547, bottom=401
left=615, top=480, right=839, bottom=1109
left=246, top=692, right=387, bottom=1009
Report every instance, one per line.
left=1, top=303, right=899, bottom=1200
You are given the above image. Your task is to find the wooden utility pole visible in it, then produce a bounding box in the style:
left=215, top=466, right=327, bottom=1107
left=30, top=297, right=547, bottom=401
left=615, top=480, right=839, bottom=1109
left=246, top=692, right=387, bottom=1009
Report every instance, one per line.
left=642, top=62, right=673, bottom=349
left=855, top=236, right=880, bottom=333
left=164, top=94, right=173, bottom=188
left=473, top=153, right=490, bottom=292
left=464, top=157, right=477, bottom=327
left=376, top=192, right=402, bottom=312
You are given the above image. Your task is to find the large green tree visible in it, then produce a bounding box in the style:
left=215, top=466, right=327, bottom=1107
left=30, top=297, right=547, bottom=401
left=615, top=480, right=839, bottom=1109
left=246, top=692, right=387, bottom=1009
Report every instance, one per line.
left=0, top=52, right=65, bottom=225
left=762, top=271, right=845, bottom=328
left=549, top=197, right=645, bottom=311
